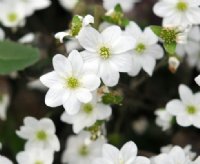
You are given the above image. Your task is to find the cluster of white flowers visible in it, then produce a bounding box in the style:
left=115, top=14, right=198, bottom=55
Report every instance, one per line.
left=0, top=0, right=51, bottom=28
left=15, top=117, right=60, bottom=164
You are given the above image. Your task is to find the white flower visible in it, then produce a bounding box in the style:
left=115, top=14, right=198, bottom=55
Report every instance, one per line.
left=65, top=39, right=82, bottom=53
left=155, top=108, right=173, bottom=131
left=78, top=25, right=135, bottom=86
left=0, top=2, right=26, bottom=28
left=125, top=21, right=164, bottom=76
left=40, top=50, right=100, bottom=115
left=193, top=157, right=200, bottom=164
left=166, top=84, right=200, bottom=128
left=103, top=0, right=140, bottom=12
left=61, top=92, right=112, bottom=133
left=0, top=155, right=13, bottom=164
left=93, top=141, right=150, bottom=164
left=152, top=146, right=192, bottom=164
left=0, top=28, right=5, bottom=40
left=168, top=57, right=180, bottom=73
left=195, top=75, right=200, bottom=86
left=18, top=33, right=35, bottom=44
left=58, top=0, right=79, bottom=11
left=62, top=132, right=106, bottom=164
left=176, top=26, right=200, bottom=70
left=18, top=0, right=51, bottom=16
left=55, top=15, right=94, bottom=43
left=161, top=144, right=197, bottom=161
left=16, top=147, right=54, bottom=164
left=153, top=0, right=200, bottom=27
left=16, top=117, right=60, bottom=152
left=0, top=92, right=10, bottom=121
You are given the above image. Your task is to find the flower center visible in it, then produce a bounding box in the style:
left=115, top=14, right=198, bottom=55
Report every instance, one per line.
left=135, top=43, right=146, bottom=54
left=66, top=77, right=80, bottom=89
left=176, top=1, right=188, bottom=12
left=83, top=103, right=93, bottom=114
left=186, top=105, right=197, bottom=115
left=35, top=161, right=44, bottom=164
left=119, top=159, right=124, bottom=164
left=160, top=28, right=177, bottom=44
left=7, top=13, right=18, bottom=22
left=36, top=130, right=47, bottom=141
left=99, top=47, right=110, bottom=59
left=79, top=145, right=89, bottom=157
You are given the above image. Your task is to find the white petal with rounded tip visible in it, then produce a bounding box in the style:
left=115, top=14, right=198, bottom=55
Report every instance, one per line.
left=195, top=75, right=200, bottom=86
left=96, top=104, right=112, bottom=120
left=112, top=36, right=135, bottom=54
left=55, top=32, right=69, bottom=43
left=100, top=61, right=120, bottom=87
left=40, top=118, right=55, bottom=133
left=169, top=146, right=186, bottom=163
left=0, top=155, right=13, bottom=164
left=140, top=55, right=156, bottom=76
left=128, top=56, right=142, bottom=77
left=63, top=95, right=81, bottom=115
left=40, top=71, right=63, bottom=88
left=120, top=141, right=137, bottom=163
left=81, top=74, right=100, bottom=91
left=153, top=2, right=175, bottom=17
left=45, top=88, right=65, bottom=107
left=134, top=156, right=150, bottom=164
left=192, top=115, right=200, bottom=128
left=75, top=88, right=92, bottom=103
left=166, top=99, right=185, bottom=115
left=82, top=14, right=94, bottom=26
left=125, top=21, right=142, bottom=39
left=68, top=50, right=83, bottom=76
left=177, top=115, right=191, bottom=127
left=102, top=144, right=120, bottom=162
left=93, top=158, right=112, bottom=164
left=101, top=25, right=122, bottom=45
left=53, top=54, right=72, bottom=77
left=143, top=27, right=158, bottom=45
left=178, top=84, right=194, bottom=104
left=78, top=26, right=101, bottom=52
left=146, top=44, right=164, bottom=59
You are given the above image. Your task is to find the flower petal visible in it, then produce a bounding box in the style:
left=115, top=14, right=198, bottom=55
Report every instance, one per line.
left=81, top=74, right=100, bottom=91
left=140, top=55, right=156, bottom=76
left=146, top=44, right=164, bottom=59
left=178, top=84, right=193, bottom=104
left=102, top=144, right=120, bottom=162
left=166, top=99, right=185, bottom=115
left=75, top=88, right=92, bottom=103
left=63, top=95, right=81, bottom=115
left=176, top=114, right=192, bottom=127
left=96, top=104, right=112, bottom=120
left=134, top=156, right=150, bottom=164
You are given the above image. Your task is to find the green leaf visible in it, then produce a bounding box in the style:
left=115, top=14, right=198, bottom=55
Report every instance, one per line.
left=164, top=42, right=177, bottom=55
left=150, top=25, right=162, bottom=37
left=0, top=40, right=40, bottom=75
left=114, top=4, right=123, bottom=13
left=121, top=18, right=130, bottom=27
left=102, top=93, right=123, bottom=105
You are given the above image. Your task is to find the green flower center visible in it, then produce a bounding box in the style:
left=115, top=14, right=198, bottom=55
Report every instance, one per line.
left=7, top=13, right=18, bottom=22
left=35, top=161, right=43, bottom=164
left=66, top=77, right=80, bottom=89
left=176, top=1, right=188, bottom=12
left=187, top=105, right=197, bottom=115
left=79, top=145, right=89, bottom=156
left=135, top=43, right=146, bottom=54
left=36, top=130, right=47, bottom=141
left=160, top=28, right=177, bottom=44
left=99, top=47, right=110, bottom=59
left=83, top=103, right=93, bottom=114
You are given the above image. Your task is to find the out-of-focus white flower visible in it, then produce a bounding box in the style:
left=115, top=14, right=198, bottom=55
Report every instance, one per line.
left=55, top=15, right=94, bottom=43
left=18, top=0, right=51, bottom=16
left=62, top=132, right=106, bottom=164
left=78, top=25, right=135, bottom=86
left=18, top=33, right=35, bottom=44
left=0, top=93, right=10, bottom=121
left=58, top=0, right=79, bottom=11
left=65, top=39, right=82, bottom=53
left=27, top=79, right=47, bottom=91
left=0, top=2, right=26, bottom=28
left=125, top=21, right=164, bottom=76
left=168, top=57, right=180, bottom=73
left=155, top=108, right=173, bottom=131
left=166, top=84, right=200, bottom=128
left=93, top=141, right=150, bottom=164
left=0, top=155, right=13, bottom=164
left=176, top=26, right=200, bottom=70
left=103, top=0, right=140, bottom=12
left=40, top=50, right=100, bottom=115
left=195, top=75, right=200, bottom=86
left=161, top=144, right=196, bottom=160
left=61, top=92, right=112, bottom=133
left=152, top=146, right=193, bottom=164
left=132, top=117, right=148, bottom=135
left=0, top=28, right=5, bottom=40
left=153, top=0, right=200, bottom=27
left=16, top=117, right=60, bottom=152
left=193, top=157, right=200, bottom=164
left=16, top=147, right=54, bottom=164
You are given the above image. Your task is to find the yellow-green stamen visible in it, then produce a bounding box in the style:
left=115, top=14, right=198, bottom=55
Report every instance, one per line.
left=36, top=130, right=47, bottom=141
left=176, top=1, right=188, bottom=12
left=135, top=43, right=146, bottom=54
left=7, top=13, right=18, bottom=22
left=99, top=47, right=110, bottom=59
left=66, top=77, right=80, bottom=89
